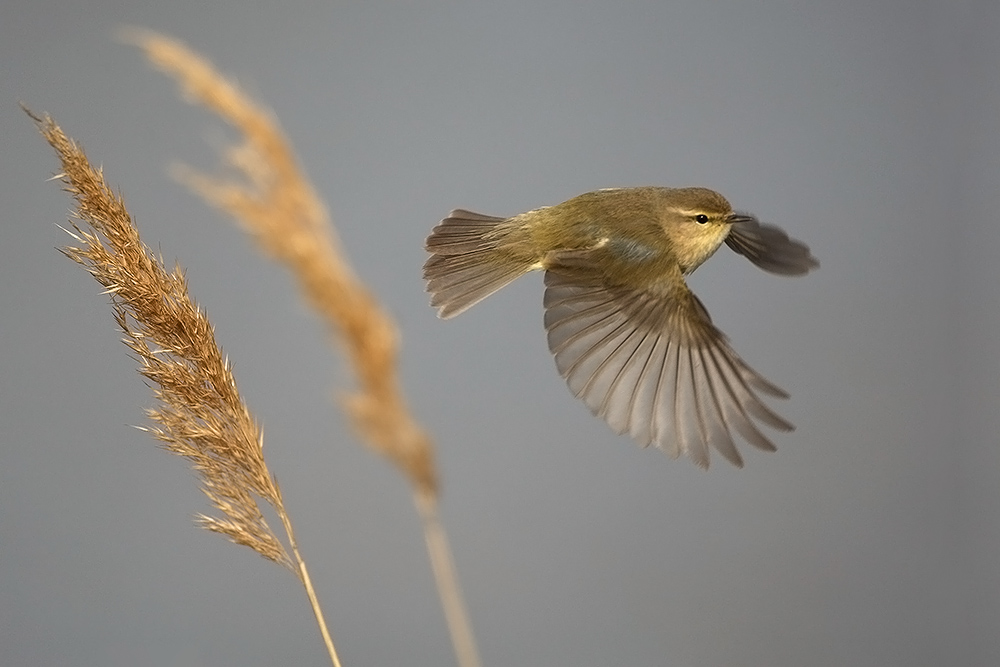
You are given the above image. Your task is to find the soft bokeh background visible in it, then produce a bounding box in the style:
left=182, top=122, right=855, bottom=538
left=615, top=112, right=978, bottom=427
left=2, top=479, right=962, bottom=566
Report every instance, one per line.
left=2, top=2, right=995, bottom=666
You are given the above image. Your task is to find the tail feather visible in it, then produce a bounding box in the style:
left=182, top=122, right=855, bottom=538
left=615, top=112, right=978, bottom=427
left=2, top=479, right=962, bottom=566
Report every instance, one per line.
left=425, top=209, right=505, bottom=254
left=423, top=209, right=533, bottom=319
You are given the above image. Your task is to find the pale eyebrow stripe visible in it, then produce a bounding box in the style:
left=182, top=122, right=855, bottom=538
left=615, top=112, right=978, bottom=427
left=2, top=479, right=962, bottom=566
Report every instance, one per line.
left=670, top=208, right=713, bottom=217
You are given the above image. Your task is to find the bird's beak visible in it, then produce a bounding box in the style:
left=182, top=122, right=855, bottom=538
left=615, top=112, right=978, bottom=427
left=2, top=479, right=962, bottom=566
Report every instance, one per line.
left=727, top=212, right=758, bottom=225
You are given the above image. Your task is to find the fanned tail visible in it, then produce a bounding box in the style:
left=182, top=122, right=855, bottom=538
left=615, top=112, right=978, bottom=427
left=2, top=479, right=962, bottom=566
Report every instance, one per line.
left=423, top=209, right=534, bottom=319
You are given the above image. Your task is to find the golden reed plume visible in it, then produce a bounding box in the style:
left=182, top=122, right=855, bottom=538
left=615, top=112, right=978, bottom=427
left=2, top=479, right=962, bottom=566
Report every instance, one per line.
left=28, top=108, right=342, bottom=666
left=30, top=27, right=481, bottom=667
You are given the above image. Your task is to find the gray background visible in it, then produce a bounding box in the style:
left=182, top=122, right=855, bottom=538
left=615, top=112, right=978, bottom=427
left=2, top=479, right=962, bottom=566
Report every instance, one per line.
left=1, top=1, right=995, bottom=665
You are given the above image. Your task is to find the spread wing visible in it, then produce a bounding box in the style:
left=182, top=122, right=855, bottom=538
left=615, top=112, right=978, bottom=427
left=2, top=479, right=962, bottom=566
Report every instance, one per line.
left=543, top=258, right=793, bottom=468
left=725, top=215, right=819, bottom=276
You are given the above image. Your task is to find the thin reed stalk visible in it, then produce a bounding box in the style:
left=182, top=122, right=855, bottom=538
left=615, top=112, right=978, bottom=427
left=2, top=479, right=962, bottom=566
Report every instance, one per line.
left=125, top=29, right=482, bottom=667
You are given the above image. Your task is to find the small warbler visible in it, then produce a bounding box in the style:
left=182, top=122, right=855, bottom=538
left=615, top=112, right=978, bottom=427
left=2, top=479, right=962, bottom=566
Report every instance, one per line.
left=424, top=186, right=817, bottom=468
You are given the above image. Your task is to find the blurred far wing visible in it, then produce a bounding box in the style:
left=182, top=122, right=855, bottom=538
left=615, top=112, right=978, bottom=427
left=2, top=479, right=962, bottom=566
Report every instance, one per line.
left=725, top=216, right=819, bottom=276
left=542, top=263, right=793, bottom=468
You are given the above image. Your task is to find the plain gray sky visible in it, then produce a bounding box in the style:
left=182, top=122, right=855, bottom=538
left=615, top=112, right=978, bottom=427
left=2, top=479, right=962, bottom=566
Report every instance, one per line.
left=2, top=1, right=996, bottom=665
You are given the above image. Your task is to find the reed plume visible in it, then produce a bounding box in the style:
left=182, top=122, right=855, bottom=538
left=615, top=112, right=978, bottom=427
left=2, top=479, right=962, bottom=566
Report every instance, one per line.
left=29, top=108, right=342, bottom=667
left=122, top=28, right=439, bottom=497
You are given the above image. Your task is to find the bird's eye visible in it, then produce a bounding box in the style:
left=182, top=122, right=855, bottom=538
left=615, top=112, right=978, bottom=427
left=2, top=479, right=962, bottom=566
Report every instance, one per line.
left=695, top=214, right=710, bottom=224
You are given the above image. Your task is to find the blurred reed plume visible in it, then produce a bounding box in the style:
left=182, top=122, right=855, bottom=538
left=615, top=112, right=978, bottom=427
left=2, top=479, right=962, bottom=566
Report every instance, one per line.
left=31, top=27, right=481, bottom=667
left=125, top=27, right=439, bottom=498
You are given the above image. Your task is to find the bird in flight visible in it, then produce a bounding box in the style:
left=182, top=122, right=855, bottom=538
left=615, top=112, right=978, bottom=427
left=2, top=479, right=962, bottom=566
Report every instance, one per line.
left=423, top=186, right=818, bottom=468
